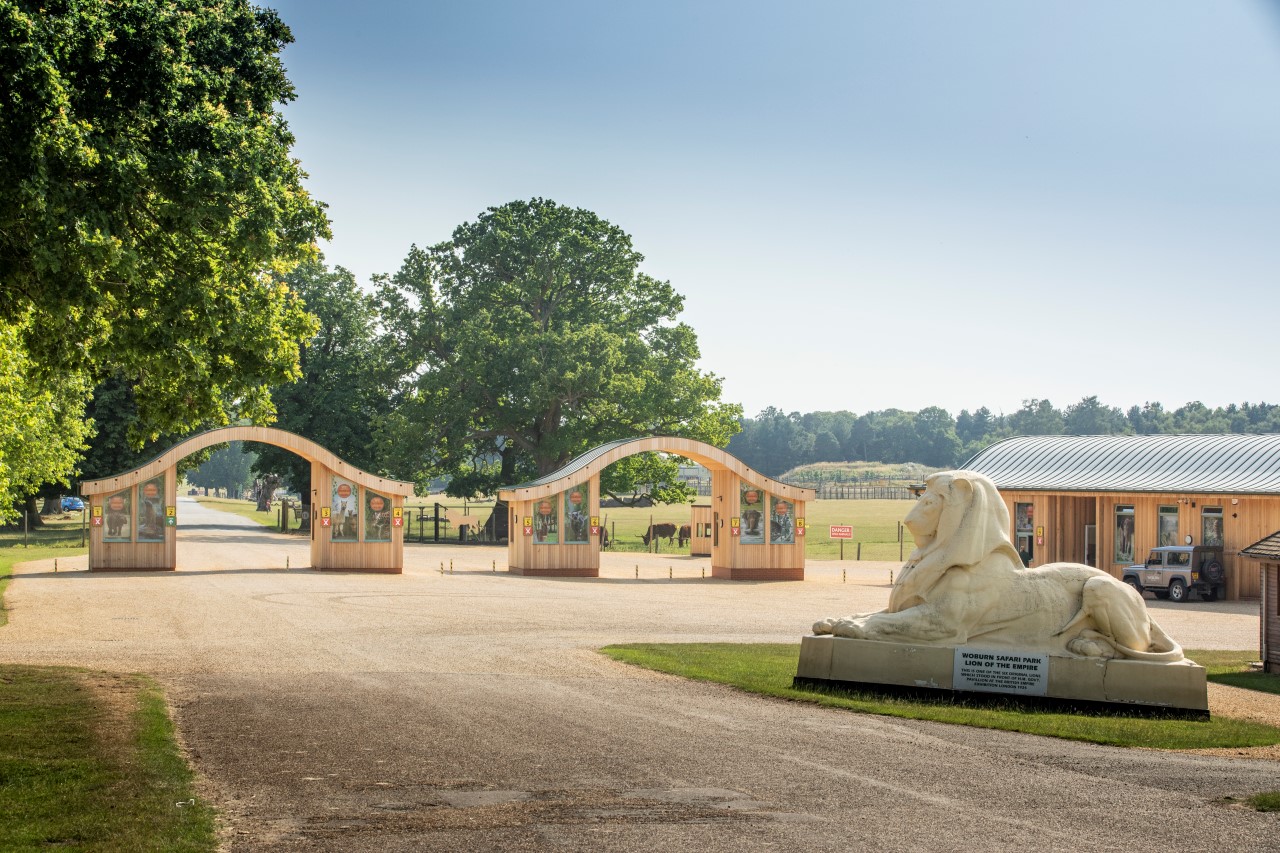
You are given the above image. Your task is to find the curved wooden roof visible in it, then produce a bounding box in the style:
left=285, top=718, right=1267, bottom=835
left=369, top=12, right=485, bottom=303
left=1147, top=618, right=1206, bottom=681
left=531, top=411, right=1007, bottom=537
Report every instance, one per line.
left=79, top=426, right=416, bottom=497
left=497, top=436, right=816, bottom=502
left=964, top=433, right=1280, bottom=495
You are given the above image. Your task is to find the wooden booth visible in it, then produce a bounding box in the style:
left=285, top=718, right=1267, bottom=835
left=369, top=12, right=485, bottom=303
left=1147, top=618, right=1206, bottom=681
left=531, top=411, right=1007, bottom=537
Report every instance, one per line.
left=1241, top=533, right=1280, bottom=673
left=690, top=504, right=713, bottom=557
left=964, top=434, right=1280, bottom=600
left=498, top=437, right=815, bottom=580
left=80, top=426, right=416, bottom=573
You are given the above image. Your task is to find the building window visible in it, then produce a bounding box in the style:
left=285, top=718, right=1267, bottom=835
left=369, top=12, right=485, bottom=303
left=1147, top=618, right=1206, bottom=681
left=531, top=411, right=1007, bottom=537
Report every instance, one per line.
left=1158, top=505, right=1178, bottom=546
left=1014, top=502, right=1034, bottom=565
left=1202, top=507, right=1224, bottom=547
left=1114, top=505, right=1135, bottom=563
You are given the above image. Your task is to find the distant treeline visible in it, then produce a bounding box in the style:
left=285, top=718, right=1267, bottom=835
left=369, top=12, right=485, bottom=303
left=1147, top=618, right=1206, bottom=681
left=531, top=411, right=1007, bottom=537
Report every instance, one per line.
left=726, top=398, right=1280, bottom=478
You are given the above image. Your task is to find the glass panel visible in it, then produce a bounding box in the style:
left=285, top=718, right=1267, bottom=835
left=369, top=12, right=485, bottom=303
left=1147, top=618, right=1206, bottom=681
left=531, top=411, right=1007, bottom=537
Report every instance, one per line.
left=1157, top=506, right=1178, bottom=546
left=136, top=474, right=165, bottom=542
left=1016, top=534, right=1033, bottom=566
left=332, top=476, right=359, bottom=542
left=533, top=496, right=559, bottom=544
left=104, top=489, right=132, bottom=542
left=563, top=486, right=589, bottom=544
left=1014, top=503, right=1033, bottom=533
left=740, top=484, right=765, bottom=544
left=1201, top=507, right=1224, bottom=547
left=365, top=490, right=391, bottom=542
left=1114, top=505, right=1135, bottom=563
left=770, top=495, right=795, bottom=545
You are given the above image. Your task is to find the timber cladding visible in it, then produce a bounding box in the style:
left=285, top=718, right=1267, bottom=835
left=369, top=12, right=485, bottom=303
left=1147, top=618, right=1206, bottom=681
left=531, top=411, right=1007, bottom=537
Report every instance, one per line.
left=498, top=437, right=814, bottom=580
left=81, top=426, right=416, bottom=573
left=998, top=489, right=1273, bottom=600
left=1266, top=564, right=1280, bottom=673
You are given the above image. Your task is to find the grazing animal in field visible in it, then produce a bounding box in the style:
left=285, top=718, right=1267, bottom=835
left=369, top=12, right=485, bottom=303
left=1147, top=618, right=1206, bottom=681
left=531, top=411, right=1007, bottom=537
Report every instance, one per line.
left=640, top=522, right=678, bottom=547
left=678, top=524, right=691, bottom=548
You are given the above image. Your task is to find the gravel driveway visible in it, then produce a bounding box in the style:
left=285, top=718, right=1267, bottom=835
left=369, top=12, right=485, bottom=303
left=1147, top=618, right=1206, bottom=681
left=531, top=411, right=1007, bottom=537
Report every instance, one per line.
left=4, top=498, right=1279, bottom=851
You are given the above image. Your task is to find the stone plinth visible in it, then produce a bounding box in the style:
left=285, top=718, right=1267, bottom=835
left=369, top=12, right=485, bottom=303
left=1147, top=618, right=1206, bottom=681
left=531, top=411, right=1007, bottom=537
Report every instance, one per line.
left=795, top=635, right=1208, bottom=716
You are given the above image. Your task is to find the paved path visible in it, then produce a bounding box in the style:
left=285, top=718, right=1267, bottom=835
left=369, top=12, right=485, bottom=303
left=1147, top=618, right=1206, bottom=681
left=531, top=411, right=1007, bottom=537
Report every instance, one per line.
left=3, top=498, right=1279, bottom=851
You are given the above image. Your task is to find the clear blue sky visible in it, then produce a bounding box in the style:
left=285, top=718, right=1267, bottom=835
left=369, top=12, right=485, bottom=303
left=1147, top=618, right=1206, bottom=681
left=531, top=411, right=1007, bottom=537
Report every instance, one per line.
left=268, top=0, right=1280, bottom=420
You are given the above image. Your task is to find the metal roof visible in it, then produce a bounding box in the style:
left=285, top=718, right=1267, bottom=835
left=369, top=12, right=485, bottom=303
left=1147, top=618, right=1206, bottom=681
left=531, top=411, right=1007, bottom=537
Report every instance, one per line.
left=499, top=436, right=815, bottom=502
left=962, top=434, right=1280, bottom=495
left=1241, top=531, right=1280, bottom=562
left=505, top=438, right=637, bottom=491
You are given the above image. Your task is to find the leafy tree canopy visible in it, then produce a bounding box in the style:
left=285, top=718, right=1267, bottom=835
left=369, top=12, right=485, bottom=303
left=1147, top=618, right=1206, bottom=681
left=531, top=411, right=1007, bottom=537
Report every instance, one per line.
left=0, top=0, right=327, bottom=439
left=730, top=397, right=1280, bottom=477
left=250, top=257, right=395, bottom=498
left=376, top=199, right=741, bottom=511
left=0, top=317, right=92, bottom=517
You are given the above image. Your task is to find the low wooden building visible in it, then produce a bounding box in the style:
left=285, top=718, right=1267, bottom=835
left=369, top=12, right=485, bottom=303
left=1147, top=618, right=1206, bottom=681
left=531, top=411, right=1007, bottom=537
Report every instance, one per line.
left=498, top=437, right=814, bottom=580
left=963, top=434, right=1280, bottom=600
left=1240, top=532, right=1280, bottom=672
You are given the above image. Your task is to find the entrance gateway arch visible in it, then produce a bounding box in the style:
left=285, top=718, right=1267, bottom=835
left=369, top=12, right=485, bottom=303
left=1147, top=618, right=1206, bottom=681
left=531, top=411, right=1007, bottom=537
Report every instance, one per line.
left=80, top=427, right=415, bottom=573
left=498, top=437, right=816, bottom=580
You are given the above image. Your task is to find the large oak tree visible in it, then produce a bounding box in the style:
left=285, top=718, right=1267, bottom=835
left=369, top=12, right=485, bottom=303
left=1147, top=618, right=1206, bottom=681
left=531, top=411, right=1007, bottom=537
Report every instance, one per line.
left=377, top=199, right=741, bottom=532
left=0, top=0, right=328, bottom=515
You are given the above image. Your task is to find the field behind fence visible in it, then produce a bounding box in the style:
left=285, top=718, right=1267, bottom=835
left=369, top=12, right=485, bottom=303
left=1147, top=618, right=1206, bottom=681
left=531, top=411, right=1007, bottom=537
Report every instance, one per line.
left=538, top=498, right=917, bottom=560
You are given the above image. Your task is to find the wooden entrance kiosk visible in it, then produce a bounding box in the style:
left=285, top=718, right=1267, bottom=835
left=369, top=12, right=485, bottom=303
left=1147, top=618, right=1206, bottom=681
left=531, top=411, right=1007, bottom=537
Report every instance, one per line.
left=498, top=437, right=815, bottom=580
left=80, top=426, right=416, bottom=573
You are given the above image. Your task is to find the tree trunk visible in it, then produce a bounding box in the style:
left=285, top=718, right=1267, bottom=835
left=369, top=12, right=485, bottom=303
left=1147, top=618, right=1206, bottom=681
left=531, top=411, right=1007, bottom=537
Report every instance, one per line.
left=483, top=446, right=517, bottom=542
left=40, top=496, right=61, bottom=515
left=255, top=474, right=282, bottom=512
left=24, top=495, right=44, bottom=527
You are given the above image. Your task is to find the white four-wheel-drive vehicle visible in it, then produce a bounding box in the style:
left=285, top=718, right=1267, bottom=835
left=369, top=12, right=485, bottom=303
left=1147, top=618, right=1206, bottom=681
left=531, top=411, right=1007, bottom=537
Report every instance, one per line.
left=1122, top=545, right=1225, bottom=603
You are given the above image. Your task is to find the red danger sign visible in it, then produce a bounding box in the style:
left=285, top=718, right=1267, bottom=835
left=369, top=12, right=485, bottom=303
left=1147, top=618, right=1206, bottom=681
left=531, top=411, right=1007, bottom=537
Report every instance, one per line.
left=829, top=525, right=853, bottom=539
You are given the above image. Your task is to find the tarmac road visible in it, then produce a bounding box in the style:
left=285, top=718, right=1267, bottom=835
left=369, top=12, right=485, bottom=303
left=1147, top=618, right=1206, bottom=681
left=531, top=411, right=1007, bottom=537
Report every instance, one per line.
left=4, top=498, right=1279, bottom=851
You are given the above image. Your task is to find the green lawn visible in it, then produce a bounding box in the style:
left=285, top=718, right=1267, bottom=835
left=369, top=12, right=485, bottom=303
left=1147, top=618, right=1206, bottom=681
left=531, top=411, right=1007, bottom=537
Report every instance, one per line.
left=0, top=666, right=217, bottom=851
left=0, top=514, right=90, bottom=628
left=600, top=643, right=1280, bottom=751
left=192, top=496, right=302, bottom=531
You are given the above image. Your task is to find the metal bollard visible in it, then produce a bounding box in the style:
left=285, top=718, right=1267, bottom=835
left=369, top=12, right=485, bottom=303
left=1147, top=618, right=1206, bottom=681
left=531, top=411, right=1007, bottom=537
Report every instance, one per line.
left=669, top=566, right=672, bottom=579
left=842, top=568, right=846, bottom=583
left=701, top=566, right=705, bottom=579
left=890, top=569, right=894, bottom=584
left=450, top=559, right=453, bottom=574
left=440, top=562, right=444, bottom=574
left=54, top=559, right=58, bottom=573
left=635, top=564, right=638, bottom=579
left=286, top=556, right=290, bottom=570
left=492, top=560, right=496, bottom=573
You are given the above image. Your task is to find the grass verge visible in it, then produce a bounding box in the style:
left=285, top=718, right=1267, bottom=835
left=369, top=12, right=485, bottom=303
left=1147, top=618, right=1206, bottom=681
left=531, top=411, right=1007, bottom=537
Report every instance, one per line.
left=192, top=496, right=298, bottom=531
left=600, top=642, right=1280, bottom=750
left=0, top=666, right=217, bottom=851
left=0, top=514, right=89, bottom=628
left=1194, top=649, right=1280, bottom=696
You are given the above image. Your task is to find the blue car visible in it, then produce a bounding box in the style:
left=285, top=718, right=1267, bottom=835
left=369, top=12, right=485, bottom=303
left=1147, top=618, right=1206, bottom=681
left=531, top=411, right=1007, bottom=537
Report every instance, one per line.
left=61, top=496, right=84, bottom=511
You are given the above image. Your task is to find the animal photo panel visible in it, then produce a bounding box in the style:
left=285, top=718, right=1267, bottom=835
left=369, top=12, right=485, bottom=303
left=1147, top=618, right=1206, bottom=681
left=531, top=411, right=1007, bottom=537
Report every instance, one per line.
left=365, top=490, right=391, bottom=542
left=563, top=486, right=589, bottom=544
left=534, top=497, right=559, bottom=544
left=770, top=495, right=795, bottom=545
left=331, top=476, right=359, bottom=542
left=104, top=489, right=131, bottom=542
left=136, top=475, right=166, bottom=542
left=740, top=485, right=765, bottom=544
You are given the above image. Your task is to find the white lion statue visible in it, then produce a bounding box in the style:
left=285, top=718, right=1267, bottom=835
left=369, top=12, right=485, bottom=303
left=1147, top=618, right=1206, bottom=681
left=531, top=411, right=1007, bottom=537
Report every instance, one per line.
left=814, top=470, right=1184, bottom=661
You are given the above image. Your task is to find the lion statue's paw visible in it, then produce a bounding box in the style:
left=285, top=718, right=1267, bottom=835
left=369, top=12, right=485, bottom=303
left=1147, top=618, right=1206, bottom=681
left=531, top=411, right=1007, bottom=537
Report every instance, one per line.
left=812, top=618, right=836, bottom=635
left=1066, top=632, right=1119, bottom=660
left=831, top=618, right=869, bottom=640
